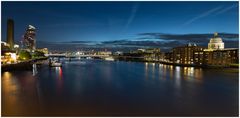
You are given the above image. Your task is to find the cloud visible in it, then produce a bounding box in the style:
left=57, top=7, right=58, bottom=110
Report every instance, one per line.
left=182, top=4, right=238, bottom=26
left=138, top=32, right=239, bottom=48
left=138, top=32, right=238, bottom=41
left=182, top=6, right=223, bottom=26
left=100, top=40, right=186, bottom=52
left=99, top=32, right=238, bottom=52
left=58, top=41, right=98, bottom=45
left=37, top=40, right=146, bottom=52
left=37, top=33, right=238, bottom=52
left=41, top=22, right=106, bottom=28
left=124, top=4, right=139, bottom=30
left=214, top=4, right=238, bottom=15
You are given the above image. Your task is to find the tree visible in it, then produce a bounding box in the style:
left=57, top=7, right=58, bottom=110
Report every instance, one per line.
left=32, top=50, right=45, bottom=58
left=19, top=50, right=31, bottom=60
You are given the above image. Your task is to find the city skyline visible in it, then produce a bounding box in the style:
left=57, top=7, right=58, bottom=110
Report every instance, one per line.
left=1, top=1, right=239, bottom=117
left=1, top=1, right=239, bottom=51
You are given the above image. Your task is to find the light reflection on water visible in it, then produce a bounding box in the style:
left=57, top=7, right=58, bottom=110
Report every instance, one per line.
left=2, top=70, right=41, bottom=115
left=142, top=63, right=205, bottom=92
left=1, top=60, right=238, bottom=116
left=55, top=67, right=63, bottom=94
left=2, top=72, right=19, bottom=113
left=32, top=64, right=37, bottom=76
left=143, top=63, right=203, bottom=83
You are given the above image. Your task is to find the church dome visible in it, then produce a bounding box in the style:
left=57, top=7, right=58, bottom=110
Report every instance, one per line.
left=209, top=32, right=223, bottom=43
left=208, top=32, right=224, bottom=50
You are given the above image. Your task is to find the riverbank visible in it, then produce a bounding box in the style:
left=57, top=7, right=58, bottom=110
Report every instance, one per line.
left=1, top=57, right=48, bottom=72
left=115, top=56, right=239, bottom=69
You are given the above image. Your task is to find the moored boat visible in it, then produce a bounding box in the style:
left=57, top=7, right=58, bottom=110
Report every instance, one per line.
left=104, top=57, right=114, bottom=61
left=50, top=60, right=62, bottom=67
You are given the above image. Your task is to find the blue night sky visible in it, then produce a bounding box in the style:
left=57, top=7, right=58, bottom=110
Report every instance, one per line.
left=1, top=1, right=239, bottom=51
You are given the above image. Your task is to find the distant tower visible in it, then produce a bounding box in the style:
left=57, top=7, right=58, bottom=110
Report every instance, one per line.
left=208, top=32, right=224, bottom=50
left=23, top=25, right=36, bottom=50
left=6, top=19, right=14, bottom=50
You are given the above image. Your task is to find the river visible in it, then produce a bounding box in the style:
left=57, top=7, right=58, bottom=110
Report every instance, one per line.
left=1, top=59, right=238, bottom=116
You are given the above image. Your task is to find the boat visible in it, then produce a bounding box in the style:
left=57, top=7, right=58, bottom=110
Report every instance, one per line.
left=104, top=57, right=114, bottom=61
left=86, top=57, right=92, bottom=59
left=50, top=60, right=62, bottom=67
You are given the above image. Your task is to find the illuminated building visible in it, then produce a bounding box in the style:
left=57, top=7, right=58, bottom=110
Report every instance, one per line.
left=208, top=32, right=224, bottom=50
left=143, top=48, right=162, bottom=61
left=164, top=52, right=173, bottom=62
left=36, top=48, right=49, bottom=54
left=193, top=50, right=205, bottom=65
left=1, top=19, right=20, bottom=64
left=114, top=51, right=123, bottom=56
left=97, top=51, right=112, bottom=55
left=164, top=32, right=238, bottom=66
left=1, top=41, right=10, bottom=51
left=203, top=48, right=238, bottom=66
left=172, top=43, right=205, bottom=64
left=7, top=19, right=14, bottom=50
left=1, top=52, right=17, bottom=64
left=23, top=25, right=36, bottom=51
left=137, top=48, right=160, bottom=53
left=202, top=33, right=239, bottom=66
left=137, top=49, right=146, bottom=52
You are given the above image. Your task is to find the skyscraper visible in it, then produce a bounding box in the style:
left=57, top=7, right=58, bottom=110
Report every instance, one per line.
left=23, top=25, right=36, bottom=50
left=6, top=19, right=14, bottom=50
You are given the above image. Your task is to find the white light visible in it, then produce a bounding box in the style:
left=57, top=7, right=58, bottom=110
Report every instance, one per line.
left=28, top=25, right=36, bottom=29
left=2, top=42, right=7, bottom=46
left=10, top=53, right=17, bottom=61
left=176, top=66, right=180, bottom=72
left=14, top=44, right=19, bottom=48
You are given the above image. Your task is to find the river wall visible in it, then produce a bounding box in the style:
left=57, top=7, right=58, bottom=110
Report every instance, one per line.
left=1, top=57, right=48, bottom=72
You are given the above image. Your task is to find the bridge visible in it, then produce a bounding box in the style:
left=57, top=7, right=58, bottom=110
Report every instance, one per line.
left=45, top=53, right=110, bottom=58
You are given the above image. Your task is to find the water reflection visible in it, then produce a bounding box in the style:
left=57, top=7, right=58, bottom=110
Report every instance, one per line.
left=32, top=64, right=37, bottom=76
left=175, top=66, right=181, bottom=79
left=145, top=63, right=199, bottom=81
left=2, top=60, right=238, bottom=116
left=144, top=62, right=158, bottom=80
left=152, top=63, right=156, bottom=80
left=144, top=64, right=203, bottom=84
left=54, top=67, right=63, bottom=94
left=143, top=63, right=205, bottom=89
left=55, top=67, right=63, bottom=79
left=102, top=63, right=113, bottom=81
left=194, top=68, right=203, bottom=80
left=2, top=72, right=19, bottom=114
left=144, top=62, right=149, bottom=80
left=174, top=66, right=181, bottom=88
left=3, top=71, right=11, bottom=79
left=2, top=72, right=17, bottom=97
left=183, top=67, right=194, bottom=80
left=2, top=71, right=40, bottom=115
left=169, top=65, right=173, bottom=79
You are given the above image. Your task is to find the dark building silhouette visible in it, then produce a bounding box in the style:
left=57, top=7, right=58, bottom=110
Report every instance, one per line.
left=6, top=19, right=14, bottom=50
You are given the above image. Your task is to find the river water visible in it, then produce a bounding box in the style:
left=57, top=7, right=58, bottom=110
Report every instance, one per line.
left=1, top=59, right=238, bottom=116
